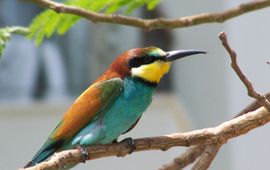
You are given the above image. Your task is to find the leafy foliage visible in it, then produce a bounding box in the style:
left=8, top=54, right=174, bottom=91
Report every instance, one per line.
left=29, top=0, right=162, bottom=45
left=0, top=27, right=30, bottom=58
left=0, top=28, right=11, bottom=58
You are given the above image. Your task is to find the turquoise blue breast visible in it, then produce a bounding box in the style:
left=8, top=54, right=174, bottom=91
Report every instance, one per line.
left=71, top=77, right=156, bottom=146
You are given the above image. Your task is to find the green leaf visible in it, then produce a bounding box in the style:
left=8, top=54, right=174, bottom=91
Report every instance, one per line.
left=0, top=27, right=30, bottom=58
left=147, top=0, right=161, bottom=10
left=126, top=1, right=145, bottom=14
left=106, top=0, right=132, bottom=13
left=29, top=0, right=162, bottom=45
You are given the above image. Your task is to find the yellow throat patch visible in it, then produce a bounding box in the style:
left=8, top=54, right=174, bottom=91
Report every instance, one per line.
left=131, top=60, right=171, bottom=83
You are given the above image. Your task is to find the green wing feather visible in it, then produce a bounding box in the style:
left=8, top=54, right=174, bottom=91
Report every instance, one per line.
left=24, top=77, right=123, bottom=167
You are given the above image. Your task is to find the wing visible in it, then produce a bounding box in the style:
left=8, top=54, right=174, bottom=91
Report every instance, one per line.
left=52, top=77, right=123, bottom=141
left=25, top=77, right=123, bottom=167
left=26, top=77, right=123, bottom=167
left=122, top=116, right=142, bottom=135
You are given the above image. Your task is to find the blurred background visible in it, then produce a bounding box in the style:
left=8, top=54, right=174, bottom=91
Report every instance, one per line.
left=1, top=0, right=270, bottom=169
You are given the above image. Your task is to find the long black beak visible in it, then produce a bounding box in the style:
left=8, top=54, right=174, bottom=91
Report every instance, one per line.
left=165, top=50, right=206, bottom=62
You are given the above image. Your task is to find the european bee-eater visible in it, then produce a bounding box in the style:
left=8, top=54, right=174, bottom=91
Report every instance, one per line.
left=24, top=46, right=205, bottom=168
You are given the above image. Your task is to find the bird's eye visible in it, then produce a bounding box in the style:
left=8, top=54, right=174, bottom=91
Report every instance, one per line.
left=128, top=57, right=141, bottom=68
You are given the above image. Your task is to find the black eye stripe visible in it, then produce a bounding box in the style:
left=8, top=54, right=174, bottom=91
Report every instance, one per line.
left=141, top=56, right=155, bottom=64
left=128, top=57, right=141, bottom=68
left=128, top=56, right=159, bottom=68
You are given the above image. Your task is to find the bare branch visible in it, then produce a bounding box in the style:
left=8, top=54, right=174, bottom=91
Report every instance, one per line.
left=7, top=26, right=30, bottom=36
left=236, top=92, right=270, bottom=117
left=161, top=31, right=270, bottom=170
left=189, top=32, right=270, bottom=170
left=191, top=144, right=221, bottom=170
left=218, top=32, right=270, bottom=111
left=21, top=106, right=270, bottom=170
left=159, top=145, right=206, bottom=170
left=22, top=0, right=270, bottom=30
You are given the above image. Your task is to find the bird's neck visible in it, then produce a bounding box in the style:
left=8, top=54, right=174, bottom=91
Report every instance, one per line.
left=123, top=76, right=157, bottom=98
left=132, top=76, right=158, bottom=87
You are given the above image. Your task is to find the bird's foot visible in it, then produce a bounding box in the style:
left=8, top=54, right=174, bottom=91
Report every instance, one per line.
left=76, top=145, right=89, bottom=163
left=120, top=137, right=136, bottom=154
left=112, top=139, right=118, bottom=144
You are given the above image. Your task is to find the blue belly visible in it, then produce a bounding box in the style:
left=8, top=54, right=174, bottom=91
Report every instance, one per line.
left=71, top=77, right=156, bottom=146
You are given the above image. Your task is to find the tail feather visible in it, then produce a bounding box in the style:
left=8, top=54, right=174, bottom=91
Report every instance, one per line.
left=24, top=149, right=55, bottom=168
left=24, top=139, right=64, bottom=168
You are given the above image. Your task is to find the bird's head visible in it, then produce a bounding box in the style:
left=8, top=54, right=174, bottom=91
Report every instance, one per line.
left=109, top=46, right=206, bottom=84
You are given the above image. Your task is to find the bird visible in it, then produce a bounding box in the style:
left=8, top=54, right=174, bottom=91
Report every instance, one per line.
left=24, top=46, right=205, bottom=168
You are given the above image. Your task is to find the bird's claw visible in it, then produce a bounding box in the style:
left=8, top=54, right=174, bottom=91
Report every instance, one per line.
left=76, top=145, right=89, bottom=163
left=121, top=137, right=136, bottom=154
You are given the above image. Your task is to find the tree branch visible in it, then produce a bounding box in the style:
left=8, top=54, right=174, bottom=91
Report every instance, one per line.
left=159, top=145, right=206, bottom=170
left=8, top=26, right=30, bottom=36
left=191, top=144, right=221, bottom=170
left=235, top=92, right=270, bottom=118
left=21, top=106, right=270, bottom=170
left=160, top=32, right=270, bottom=170
left=218, top=32, right=270, bottom=111
left=189, top=32, right=270, bottom=170
left=23, top=0, right=270, bottom=30
left=187, top=32, right=270, bottom=170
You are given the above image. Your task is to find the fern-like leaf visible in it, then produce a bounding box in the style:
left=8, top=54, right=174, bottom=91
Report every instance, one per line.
left=29, top=0, right=162, bottom=45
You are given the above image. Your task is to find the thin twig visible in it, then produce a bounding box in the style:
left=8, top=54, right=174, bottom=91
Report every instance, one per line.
left=191, top=144, right=221, bottom=170
left=236, top=92, right=270, bottom=117
left=22, top=0, right=270, bottom=30
left=218, top=32, right=270, bottom=111
left=159, top=145, right=206, bottom=170
left=8, top=26, right=30, bottom=35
